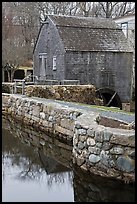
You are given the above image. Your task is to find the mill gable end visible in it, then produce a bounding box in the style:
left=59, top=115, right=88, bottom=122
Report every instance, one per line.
left=33, top=15, right=133, bottom=106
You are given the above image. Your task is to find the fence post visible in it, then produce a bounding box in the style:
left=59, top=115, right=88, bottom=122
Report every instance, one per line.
left=22, top=79, right=25, bottom=95
left=14, top=80, right=17, bottom=94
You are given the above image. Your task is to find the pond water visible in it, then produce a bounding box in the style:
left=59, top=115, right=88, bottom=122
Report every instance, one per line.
left=2, top=116, right=135, bottom=202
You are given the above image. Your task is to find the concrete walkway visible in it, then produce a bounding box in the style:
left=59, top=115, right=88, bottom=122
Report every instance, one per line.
left=30, top=96, right=135, bottom=124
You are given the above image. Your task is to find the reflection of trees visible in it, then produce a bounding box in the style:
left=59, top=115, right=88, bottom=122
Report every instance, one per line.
left=2, top=121, right=44, bottom=181
left=38, top=149, right=73, bottom=188
left=3, top=116, right=135, bottom=202
left=2, top=116, right=73, bottom=187
left=16, top=158, right=44, bottom=181
left=47, top=171, right=73, bottom=189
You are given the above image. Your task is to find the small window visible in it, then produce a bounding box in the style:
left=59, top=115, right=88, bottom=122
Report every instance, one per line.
left=39, top=53, right=47, bottom=74
left=121, top=22, right=128, bottom=38
left=53, top=56, right=57, bottom=70
left=44, top=58, right=47, bottom=70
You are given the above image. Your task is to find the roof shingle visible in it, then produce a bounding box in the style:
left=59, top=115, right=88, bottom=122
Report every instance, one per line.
left=46, top=15, right=133, bottom=52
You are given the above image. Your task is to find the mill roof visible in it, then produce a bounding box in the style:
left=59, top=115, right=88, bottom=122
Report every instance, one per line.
left=35, top=15, right=133, bottom=53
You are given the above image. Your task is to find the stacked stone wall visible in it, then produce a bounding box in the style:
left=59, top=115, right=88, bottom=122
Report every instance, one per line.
left=73, top=113, right=135, bottom=183
left=2, top=93, right=135, bottom=182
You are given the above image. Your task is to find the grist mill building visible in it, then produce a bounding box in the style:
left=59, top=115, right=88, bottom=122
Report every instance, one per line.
left=33, top=15, right=133, bottom=108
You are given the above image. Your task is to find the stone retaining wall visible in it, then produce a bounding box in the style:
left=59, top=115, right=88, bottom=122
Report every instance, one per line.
left=2, top=83, right=103, bottom=105
left=2, top=93, right=135, bottom=183
left=2, top=93, right=81, bottom=144
left=73, top=113, right=135, bottom=183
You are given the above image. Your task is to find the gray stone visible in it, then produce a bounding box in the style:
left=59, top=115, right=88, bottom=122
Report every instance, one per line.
left=77, top=156, right=85, bottom=166
left=16, top=99, right=21, bottom=107
left=95, top=131, right=104, bottom=142
left=60, top=118, right=74, bottom=130
left=75, top=123, right=82, bottom=129
left=74, top=128, right=79, bottom=136
left=32, top=105, right=40, bottom=117
left=88, top=147, right=100, bottom=155
left=48, top=116, right=54, bottom=122
left=89, top=154, right=100, bottom=163
left=116, top=156, right=135, bottom=172
left=73, top=136, right=78, bottom=145
left=77, top=128, right=87, bottom=135
left=110, top=133, right=135, bottom=147
left=40, top=112, right=46, bottom=119
left=126, top=150, right=135, bottom=160
left=102, top=142, right=113, bottom=151
left=100, top=150, right=115, bottom=167
left=78, top=141, right=85, bottom=150
left=96, top=142, right=102, bottom=148
left=81, top=149, right=88, bottom=158
left=75, top=146, right=82, bottom=154
left=103, top=130, right=113, bottom=141
left=79, top=135, right=87, bottom=142
left=87, top=129, right=95, bottom=137
left=87, top=137, right=96, bottom=146
left=110, top=147, right=124, bottom=155
left=88, top=146, right=95, bottom=153
left=31, top=115, right=40, bottom=122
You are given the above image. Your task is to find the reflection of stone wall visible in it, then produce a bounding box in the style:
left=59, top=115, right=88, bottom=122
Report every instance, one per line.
left=73, top=166, right=135, bottom=202
left=3, top=115, right=73, bottom=171
left=2, top=93, right=135, bottom=182
left=3, top=116, right=73, bottom=184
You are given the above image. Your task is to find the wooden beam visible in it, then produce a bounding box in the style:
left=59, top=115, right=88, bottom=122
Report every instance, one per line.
left=106, top=92, right=117, bottom=107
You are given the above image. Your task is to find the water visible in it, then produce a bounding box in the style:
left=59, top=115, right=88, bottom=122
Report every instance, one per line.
left=2, top=115, right=135, bottom=202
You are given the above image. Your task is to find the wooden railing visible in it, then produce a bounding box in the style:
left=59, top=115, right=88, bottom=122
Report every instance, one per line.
left=13, top=79, right=25, bottom=95
left=13, top=75, right=39, bottom=95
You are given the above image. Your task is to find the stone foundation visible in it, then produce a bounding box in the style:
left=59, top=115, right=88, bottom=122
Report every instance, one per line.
left=2, top=83, right=103, bottom=106
left=2, top=93, right=135, bottom=183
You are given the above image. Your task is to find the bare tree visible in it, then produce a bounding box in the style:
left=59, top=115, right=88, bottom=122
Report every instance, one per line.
left=2, top=34, right=27, bottom=82
left=2, top=2, right=28, bottom=82
left=94, top=2, right=135, bottom=18
left=66, top=2, right=79, bottom=16
left=117, top=2, right=135, bottom=17
left=76, top=2, right=92, bottom=17
left=2, top=2, right=135, bottom=82
left=10, top=2, right=40, bottom=58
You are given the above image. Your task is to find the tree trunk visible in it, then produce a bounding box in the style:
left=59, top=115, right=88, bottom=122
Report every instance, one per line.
left=106, top=2, right=110, bottom=18
left=11, top=70, right=15, bottom=82
left=7, top=71, right=11, bottom=82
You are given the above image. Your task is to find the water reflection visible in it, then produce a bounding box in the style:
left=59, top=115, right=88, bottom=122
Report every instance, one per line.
left=73, top=166, right=135, bottom=202
left=2, top=115, right=135, bottom=202
left=2, top=116, right=74, bottom=202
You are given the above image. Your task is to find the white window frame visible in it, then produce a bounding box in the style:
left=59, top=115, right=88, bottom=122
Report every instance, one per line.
left=53, top=56, right=57, bottom=71
left=121, top=22, right=128, bottom=38
left=39, top=53, right=47, bottom=76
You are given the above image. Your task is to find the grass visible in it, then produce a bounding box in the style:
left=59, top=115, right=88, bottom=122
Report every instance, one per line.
left=56, top=99, right=134, bottom=115
left=89, top=104, right=134, bottom=114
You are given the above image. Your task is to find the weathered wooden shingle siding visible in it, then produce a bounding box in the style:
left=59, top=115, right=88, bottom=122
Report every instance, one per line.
left=33, top=18, right=65, bottom=80
left=33, top=24, right=47, bottom=78
left=65, top=51, right=132, bottom=102
left=112, top=52, right=133, bottom=102
left=64, top=51, right=97, bottom=85
left=34, top=15, right=133, bottom=103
